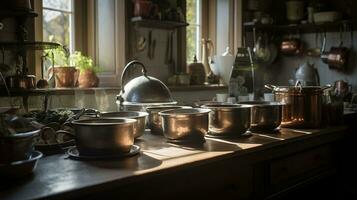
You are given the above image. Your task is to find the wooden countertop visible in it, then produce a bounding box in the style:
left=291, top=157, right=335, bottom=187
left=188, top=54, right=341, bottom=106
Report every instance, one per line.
left=0, top=126, right=346, bottom=200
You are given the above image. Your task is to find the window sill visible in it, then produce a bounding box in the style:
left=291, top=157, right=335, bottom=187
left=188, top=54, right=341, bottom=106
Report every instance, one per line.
left=0, top=84, right=227, bottom=97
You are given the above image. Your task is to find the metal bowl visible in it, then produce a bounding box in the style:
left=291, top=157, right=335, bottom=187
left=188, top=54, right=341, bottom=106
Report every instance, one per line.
left=100, top=111, right=148, bottom=139
left=71, top=118, right=136, bottom=156
left=239, top=101, right=283, bottom=131
left=159, top=108, right=210, bottom=141
left=202, top=104, right=251, bottom=136
left=0, top=129, right=40, bottom=163
left=146, top=106, right=192, bottom=135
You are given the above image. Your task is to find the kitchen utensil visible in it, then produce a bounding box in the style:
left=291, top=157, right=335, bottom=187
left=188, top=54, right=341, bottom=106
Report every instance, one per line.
left=37, top=54, right=49, bottom=89
left=201, top=38, right=214, bottom=82
left=146, top=105, right=192, bottom=135
left=280, top=37, right=303, bottom=56
left=313, top=11, right=342, bottom=23
left=294, top=61, right=320, bottom=86
left=286, top=1, right=304, bottom=23
left=6, top=69, right=36, bottom=89
left=202, top=104, right=251, bottom=136
left=0, top=151, right=42, bottom=179
left=306, top=32, right=324, bottom=57
left=321, top=28, right=350, bottom=70
left=188, top=55, right=206, bottom=85
left=209, top=47, right=235, bottom=85
left=100, top=111, right=148, bottom=139
left=0, top=48, right=10, bottom=73
left=0, top=129, right=40, bottom=163
left=265, top=83, right=331, bottom=128
left=71, top=118, right=136, bottom=156
left=334, top=80, right=352, bottom=98
left=159, top=108, right=210, bottom=142
left=239, top=101, right=282, bottom=131
left=67, top=145, right=140, bottom=160
left=116, top=60, right=177, bottom=111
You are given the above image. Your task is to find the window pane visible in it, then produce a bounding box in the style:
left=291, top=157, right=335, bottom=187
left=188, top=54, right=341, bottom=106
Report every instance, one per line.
left=43, top=9, right=72, bottom=48
left=186, top=26, right=199, bottom=62
left=43, top=0, right=72, bottom=11
left=186, top=0, right=200, bottom=62
left=186, top=0, right=198, bottom=24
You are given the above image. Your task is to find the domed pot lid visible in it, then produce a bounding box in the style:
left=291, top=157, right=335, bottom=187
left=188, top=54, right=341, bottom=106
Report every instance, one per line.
left=118, top=60, right=176, bottom=105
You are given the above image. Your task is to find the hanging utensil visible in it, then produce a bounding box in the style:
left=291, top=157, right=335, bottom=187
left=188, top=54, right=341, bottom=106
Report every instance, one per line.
left=36, top=52, right=49, bottom=88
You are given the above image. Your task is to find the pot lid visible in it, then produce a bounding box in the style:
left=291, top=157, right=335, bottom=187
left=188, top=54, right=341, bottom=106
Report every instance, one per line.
left=117, top=60, right=176, bottom=106
left=121, top=75, right=176, bottom=104
left=265, top=84, right=330, bottom=94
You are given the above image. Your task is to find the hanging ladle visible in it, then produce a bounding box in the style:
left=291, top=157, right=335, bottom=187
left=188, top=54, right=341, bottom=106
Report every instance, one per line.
left=36, top=52, right=49, bottom=88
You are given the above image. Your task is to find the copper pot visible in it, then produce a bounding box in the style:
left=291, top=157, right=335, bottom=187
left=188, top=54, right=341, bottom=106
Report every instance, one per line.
left=265, top=84, right=330, bottom=128
left=6, top=71, right=36, bottom=89
left=321, top=46, right=349, bottom=70
left=280, top=38, right=303, bottom=56
left=334, top=80, right=351, bottom=97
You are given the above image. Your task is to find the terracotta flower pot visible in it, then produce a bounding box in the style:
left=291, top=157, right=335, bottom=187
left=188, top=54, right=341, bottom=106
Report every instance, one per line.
left=52, top=66, right=78, bottom=88
left=78, top=69, right=99, bottom=88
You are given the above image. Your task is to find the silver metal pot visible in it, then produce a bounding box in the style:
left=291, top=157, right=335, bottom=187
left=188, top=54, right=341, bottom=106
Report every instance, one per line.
left=265, top=84, right=330, bottom=128
left=100, top=111, right=148, bottom=139
left=239, top=101, right=282, bottom=131
left=159, top=108, right=210, bottom=141
left=116, top=60, right=177, bottom=111
left=146, top=105, right=191, bottom=135
left=202, top=104, right=251, bottom=136
left=71, top=118, right=136, bottom=156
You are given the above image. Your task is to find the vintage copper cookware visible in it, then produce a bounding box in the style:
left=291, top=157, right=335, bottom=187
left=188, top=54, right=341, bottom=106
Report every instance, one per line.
left=265, top=83, right=330, bottom=129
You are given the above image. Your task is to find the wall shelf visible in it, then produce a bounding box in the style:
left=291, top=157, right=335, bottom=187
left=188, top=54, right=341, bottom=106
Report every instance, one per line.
left=244, top=20, right=356, bottom=34
left=0, top=10, right=38, bottom=19
left=0, top=41, right=61, bottom=51
left=131, top=17, right=189, bottom=30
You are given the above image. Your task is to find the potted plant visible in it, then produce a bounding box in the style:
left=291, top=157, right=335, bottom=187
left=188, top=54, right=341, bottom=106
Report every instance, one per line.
left=71, top=51, right=101, bottom=88
left=48, top=48, right=77, bottom=88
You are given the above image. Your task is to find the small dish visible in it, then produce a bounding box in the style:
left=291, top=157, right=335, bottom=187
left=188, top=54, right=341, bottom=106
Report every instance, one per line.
left=67, top=145, right=141, bottom=160
left=0, top=151, right=43, bottom=179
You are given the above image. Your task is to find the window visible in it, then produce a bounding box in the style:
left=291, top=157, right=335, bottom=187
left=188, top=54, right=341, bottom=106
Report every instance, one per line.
left=186, top=0, right=201, bottom=63
left=42, top=0, right=75, bottom=51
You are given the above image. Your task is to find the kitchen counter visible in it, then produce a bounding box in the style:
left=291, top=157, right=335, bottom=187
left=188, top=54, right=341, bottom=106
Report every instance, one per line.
left=0, top=126, right=347, bottom=200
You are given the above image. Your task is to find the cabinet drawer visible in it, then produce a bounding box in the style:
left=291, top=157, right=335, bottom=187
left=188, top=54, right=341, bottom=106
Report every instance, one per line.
left=269, top=145, right=334, bottom=188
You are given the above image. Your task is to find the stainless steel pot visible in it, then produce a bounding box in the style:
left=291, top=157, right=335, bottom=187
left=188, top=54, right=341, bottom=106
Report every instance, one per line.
left=71, top=118, right=136, bottom=155
left=202, top=104, right=251, bottom=136
left=146, top=105, right=191, bottom=135
left=100, top=111, right=148, bottom=139
left=159, top=108, right=210, bottom=141
left=239, top=101, right=282, bottom=131
left=265, top=84, right=330, bottom=128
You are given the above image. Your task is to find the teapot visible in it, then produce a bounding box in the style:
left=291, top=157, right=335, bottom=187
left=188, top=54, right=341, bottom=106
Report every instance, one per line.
left=294, top=61, right=319, bottom=86
left=209, top=47, right=235, bottom=85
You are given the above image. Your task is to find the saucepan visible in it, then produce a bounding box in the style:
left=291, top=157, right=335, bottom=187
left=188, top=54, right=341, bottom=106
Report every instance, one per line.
left=100, top=111, right=148, bottom=139
left=146, top=105, right=191, bottom=135
left=159, top=108, right=210, bottom=142
left=239, top=101, right=283, bottom=131
left=71, top=118, right=136, bottom=156
left=201, top=104, right=251, bottom=136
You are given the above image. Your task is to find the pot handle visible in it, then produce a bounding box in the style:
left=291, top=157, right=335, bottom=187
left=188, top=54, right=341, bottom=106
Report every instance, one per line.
left=264, top=84, right=276, bottom=91
left=120, top=60, right=148, bottom=94
left=118, top=60, right=148, bottom=111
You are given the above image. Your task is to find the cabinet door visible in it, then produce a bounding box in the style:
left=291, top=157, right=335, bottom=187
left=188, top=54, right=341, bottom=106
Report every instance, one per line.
left=268, top=145, right=335, bottom=193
